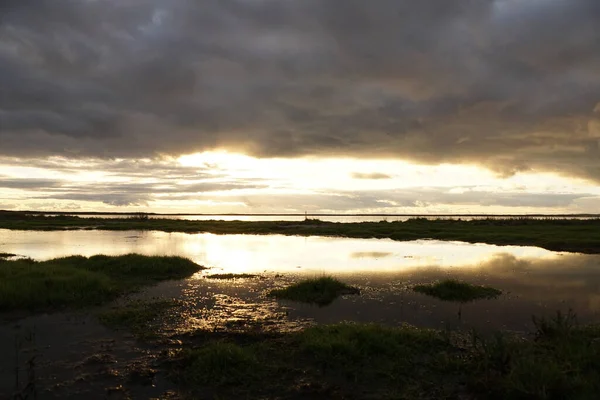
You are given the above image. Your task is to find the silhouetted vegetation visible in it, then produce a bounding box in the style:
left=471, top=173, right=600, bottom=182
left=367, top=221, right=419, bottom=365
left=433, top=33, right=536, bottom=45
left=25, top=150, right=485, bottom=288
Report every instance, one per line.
left=0, top=254, right=202, bottom=312
left=268, top=277, right=360, bottom=306
left=2, top=213, right=600, bottom=253
left=168, top=313, right=600, bottom=399
left=127, top=212, right=150, bottom=221
left=0, top=253, right=16, bottom=258
left=414, top=279, right=502, bottom=302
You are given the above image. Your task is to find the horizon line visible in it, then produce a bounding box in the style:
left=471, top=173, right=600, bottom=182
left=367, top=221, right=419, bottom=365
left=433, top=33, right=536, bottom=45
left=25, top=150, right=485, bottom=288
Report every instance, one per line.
left=2, top=210, right=600, bottom=217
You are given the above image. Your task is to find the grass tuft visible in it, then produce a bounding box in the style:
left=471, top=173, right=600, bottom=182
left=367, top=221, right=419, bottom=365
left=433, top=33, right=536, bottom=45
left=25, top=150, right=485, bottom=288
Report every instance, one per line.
left=268, top=276, right=359, bottom=306
left=98, top=299, right=178, bottom=338
left=0, top=254, right=202, bottom=312
left=180, top=342, right=259, bottom=386
left=533, top=309, right=578, bottom=340
left=413, top=279, right=502, bottom=302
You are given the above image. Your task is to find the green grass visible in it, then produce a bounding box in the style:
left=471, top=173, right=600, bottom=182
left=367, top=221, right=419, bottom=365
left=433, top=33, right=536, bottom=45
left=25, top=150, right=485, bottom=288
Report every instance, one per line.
left=413, top=279, right=502, bottom=302
left=97, top=299, right=178, bottom=338
left=168, top=316, right=600, bottom=399
left=0, top=254, right=202, bottom=312
left=268, top=277, right=360, bottom=306
left=205, top=273, right=259, bottom=280
left=2, top=213, right=600, bottom=253
left=179, top=342, right=260, bottom=386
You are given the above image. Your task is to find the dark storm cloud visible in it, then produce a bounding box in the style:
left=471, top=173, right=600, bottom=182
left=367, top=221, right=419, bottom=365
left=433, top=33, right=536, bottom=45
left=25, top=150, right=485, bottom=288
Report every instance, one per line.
left=1, top=1, right=600, bottom=179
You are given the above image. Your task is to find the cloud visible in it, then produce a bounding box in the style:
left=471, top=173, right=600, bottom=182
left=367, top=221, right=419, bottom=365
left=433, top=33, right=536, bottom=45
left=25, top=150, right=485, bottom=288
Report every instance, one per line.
left=0, top=157, right=267, bottom=206
left=1, top=1, right=600, bottom=180
left=351, top=172, right=392, bottom=180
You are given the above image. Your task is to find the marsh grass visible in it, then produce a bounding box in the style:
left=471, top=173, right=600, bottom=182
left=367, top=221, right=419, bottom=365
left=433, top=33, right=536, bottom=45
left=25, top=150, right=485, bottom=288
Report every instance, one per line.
left=413, top=279, right=502, bottom=302
left=268, top=276, right=360, bottom=306
left=98, top=299, right=178, bottom=338
left=205, top=273, right=259, bottom=280
left=127, top=212, right=150, bottom=221
left=469, top=310, right=600, bottom=399
left=170, top=319, right=600, bottom=399
left=0, top=254, right=202, bottom=312
left=180, top=342, right=260, bottom=386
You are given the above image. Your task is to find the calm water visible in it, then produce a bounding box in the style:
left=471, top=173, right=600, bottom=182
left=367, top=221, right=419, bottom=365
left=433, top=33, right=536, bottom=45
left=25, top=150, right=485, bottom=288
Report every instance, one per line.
left=2, top=229, right=599, bottom=332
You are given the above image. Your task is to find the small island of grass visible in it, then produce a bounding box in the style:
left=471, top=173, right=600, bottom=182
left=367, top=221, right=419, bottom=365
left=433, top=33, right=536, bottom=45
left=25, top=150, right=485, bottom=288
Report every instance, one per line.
left=268, top=276, right=360, bottom=306
left=413, top=279, right=502, bottom=302
left=0, top=254, right=203, bottom=313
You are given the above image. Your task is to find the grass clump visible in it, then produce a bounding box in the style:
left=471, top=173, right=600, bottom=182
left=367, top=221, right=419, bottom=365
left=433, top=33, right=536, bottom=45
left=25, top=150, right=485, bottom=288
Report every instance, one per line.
left=98, top=299, right=178, bottom=338
left=469, top=310, right=600, bottom=399
left=296, top=323, right=450, bottom=385
left=268, top=276, right=359, bottom=306
left=179, top=342, right=260, bottom=387
left=0, top=254, right=202, bottom=312
left=414, top=279, right=502, bottom=302
left=205, top=273, right=258, bottom=280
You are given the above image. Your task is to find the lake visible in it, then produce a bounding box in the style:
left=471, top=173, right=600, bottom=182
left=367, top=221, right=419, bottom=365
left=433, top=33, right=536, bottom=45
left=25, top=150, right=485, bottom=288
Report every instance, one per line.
left=1, top=229, right=598, bottom=332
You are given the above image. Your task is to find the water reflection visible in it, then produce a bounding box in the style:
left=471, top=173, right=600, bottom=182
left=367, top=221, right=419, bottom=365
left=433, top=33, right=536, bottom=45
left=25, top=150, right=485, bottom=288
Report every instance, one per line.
left=0, top=229, right=558, bottom=274
left=2, top=229, right=600, bottom=331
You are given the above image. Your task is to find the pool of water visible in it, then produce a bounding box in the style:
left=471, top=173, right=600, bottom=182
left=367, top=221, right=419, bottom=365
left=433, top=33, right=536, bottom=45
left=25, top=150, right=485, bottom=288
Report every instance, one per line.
left=1, top=229, right=599, bottom=332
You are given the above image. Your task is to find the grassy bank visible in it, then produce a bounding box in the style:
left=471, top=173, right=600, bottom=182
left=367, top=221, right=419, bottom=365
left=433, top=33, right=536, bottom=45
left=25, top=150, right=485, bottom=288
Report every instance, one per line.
left=2, top=213, right=600, bottom=253
left=0, top=254, right=202, bottom=312
left=167, top=312, right=600, bottom=399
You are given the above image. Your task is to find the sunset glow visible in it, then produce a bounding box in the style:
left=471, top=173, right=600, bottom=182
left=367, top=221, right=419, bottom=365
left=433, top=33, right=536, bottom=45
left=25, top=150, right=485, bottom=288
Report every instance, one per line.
left=1, top=0, right=599, bottom=215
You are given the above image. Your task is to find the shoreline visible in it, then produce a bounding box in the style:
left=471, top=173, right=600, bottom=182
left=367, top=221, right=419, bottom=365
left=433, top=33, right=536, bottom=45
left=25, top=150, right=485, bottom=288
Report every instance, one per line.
left=2, top=214, right=600, bottom=254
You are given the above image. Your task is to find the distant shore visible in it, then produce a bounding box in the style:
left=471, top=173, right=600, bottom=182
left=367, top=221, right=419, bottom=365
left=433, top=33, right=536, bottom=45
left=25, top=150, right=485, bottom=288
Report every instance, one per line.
left=2, top=211, right=600, bottom=254
left=3, top=210, right=600, bottom=218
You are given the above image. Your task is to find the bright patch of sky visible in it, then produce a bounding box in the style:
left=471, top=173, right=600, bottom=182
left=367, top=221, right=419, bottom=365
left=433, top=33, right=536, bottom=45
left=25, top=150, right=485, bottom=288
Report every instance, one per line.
left=1, top=152, right=599, bottom=214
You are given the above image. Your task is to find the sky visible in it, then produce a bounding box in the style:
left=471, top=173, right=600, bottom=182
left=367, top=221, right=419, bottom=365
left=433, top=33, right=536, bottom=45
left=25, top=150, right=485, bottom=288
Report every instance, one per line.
left=1, top=0, right=600, bottom=214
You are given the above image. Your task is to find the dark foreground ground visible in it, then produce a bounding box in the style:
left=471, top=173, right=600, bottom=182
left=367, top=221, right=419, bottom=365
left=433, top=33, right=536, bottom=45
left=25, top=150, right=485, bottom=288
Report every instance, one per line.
left=4, top=297, right=599, bottom=400
left=2, top=212, right=600, bottom=253
left=1, top=252, right=600, bottom=399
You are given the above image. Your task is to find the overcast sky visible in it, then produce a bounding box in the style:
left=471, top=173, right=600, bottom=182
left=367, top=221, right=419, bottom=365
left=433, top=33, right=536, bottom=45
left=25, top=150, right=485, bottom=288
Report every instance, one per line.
left=1, top=0, right=599, bottom=214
